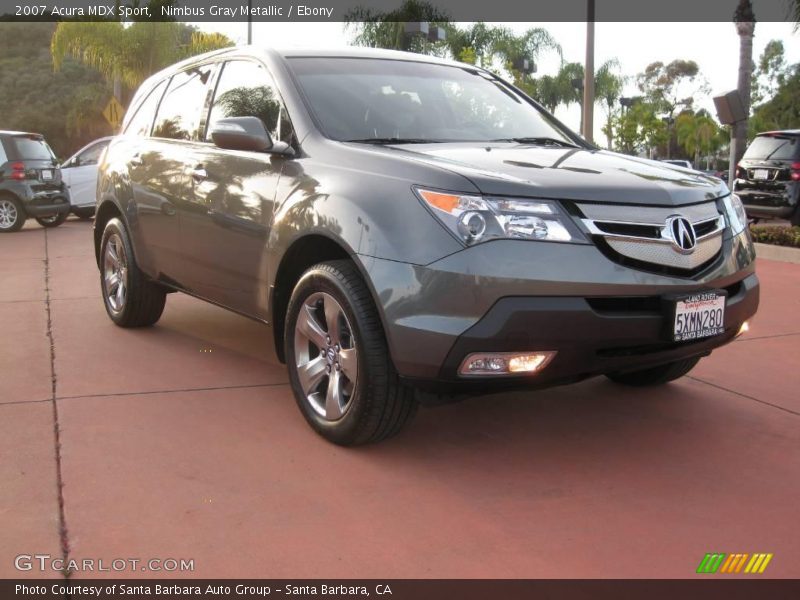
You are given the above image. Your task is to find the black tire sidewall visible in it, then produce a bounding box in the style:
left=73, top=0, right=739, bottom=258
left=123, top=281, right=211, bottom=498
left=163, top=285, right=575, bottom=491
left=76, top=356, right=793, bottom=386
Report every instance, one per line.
left=35, top=211, right=68, bottom=228
left=285, top=264, right=380, bottom=444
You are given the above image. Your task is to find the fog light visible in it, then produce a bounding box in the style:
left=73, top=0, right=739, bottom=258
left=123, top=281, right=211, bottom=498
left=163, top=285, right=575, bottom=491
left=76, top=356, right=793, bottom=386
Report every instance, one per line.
left=736, top=320, right=750, bottom=337
left=458, top=351, right=556, bottom=377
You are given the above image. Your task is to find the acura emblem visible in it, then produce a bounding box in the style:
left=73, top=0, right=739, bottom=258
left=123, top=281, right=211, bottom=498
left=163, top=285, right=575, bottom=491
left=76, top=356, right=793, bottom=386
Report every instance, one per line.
left=666, top=216, right=697, bottom=253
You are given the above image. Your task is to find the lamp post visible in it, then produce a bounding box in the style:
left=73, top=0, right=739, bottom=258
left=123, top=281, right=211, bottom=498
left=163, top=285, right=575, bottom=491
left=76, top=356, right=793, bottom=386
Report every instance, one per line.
left=582, top=0, right=596, bottom=143
left=247, top=0, right=252, bottom=44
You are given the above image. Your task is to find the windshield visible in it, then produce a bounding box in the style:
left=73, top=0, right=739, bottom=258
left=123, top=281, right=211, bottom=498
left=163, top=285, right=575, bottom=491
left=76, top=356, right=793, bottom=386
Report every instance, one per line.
left=10, top=136, right=55, bottom=161
left=743, top=135, right=798, bottom=161
left=287, top=57, right=576, bottom=144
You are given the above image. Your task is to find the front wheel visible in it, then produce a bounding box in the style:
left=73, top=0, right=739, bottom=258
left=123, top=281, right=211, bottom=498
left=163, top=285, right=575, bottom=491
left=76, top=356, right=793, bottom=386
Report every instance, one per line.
left=35, top=211, right=68, bottom=228
left=606, top=356, right=701, bottom=387
left=100, top=217, right=166, bottom=327
left=285, top=260, right=417, bottom=446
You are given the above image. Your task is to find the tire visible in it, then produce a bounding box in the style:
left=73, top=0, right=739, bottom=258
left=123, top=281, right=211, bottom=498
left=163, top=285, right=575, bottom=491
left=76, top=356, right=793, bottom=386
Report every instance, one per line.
left=73, top=207, right=94, bottom=220
left=790, top=207, right=800, bottom=228
left=0, top=195, right=25, bottom=233
left=606, top=356, right=701, bottom=387
left=35, top=211, right=68, bottom=228
left=99, top=217, right=166, bottom=327
left=285, top=260, right=417, bottom=446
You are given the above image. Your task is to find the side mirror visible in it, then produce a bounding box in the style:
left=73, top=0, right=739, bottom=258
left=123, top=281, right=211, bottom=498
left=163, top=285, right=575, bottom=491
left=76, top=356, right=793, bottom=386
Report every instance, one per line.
left=209, top=116, right=293, bottom=155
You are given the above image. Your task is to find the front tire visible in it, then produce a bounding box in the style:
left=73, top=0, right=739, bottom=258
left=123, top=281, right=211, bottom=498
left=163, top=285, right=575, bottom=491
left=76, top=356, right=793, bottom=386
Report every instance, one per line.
left=285, top=260, right=417, bottom=446
left=35, top=211, right=68, bottom=228
left=100, top=217, right=166, bottom=327
left=0, top=195, right=25, bottom=232
left=606, top=356, right=701, bottom=387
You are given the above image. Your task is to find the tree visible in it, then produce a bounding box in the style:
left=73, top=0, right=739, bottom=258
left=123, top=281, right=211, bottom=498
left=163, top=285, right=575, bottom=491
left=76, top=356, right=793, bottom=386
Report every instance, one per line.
left=51, top=21, right=233, bottom=95
left=733, top=0, right=756, bottom=164
left=610, top=102, right=668, bottom=158
left=751, top=63, right=800, bottom=132
left=344, top=0, right=451, bottom=53
left=675, top=110, right=723, bottom=168
left=751, top=39, right=788, bottom=107
left=595, top=59, right=625, bottom=149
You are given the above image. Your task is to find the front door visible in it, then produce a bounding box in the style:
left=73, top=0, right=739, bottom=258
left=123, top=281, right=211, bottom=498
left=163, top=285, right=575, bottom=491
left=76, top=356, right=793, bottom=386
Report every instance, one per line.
left=180, top=59, right=295, bottom=319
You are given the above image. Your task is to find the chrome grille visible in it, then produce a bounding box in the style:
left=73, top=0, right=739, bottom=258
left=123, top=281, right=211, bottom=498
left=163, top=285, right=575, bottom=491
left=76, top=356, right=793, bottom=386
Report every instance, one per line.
left=577, top=201, right=725, bottom=271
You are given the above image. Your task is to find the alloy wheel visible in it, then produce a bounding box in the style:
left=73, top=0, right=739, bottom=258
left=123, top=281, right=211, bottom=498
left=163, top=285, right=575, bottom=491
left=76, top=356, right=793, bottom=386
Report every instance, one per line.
left=0, top=199, right=18, bottom=229
left=103, top=233, right=128, bottom=313
left=293, top=291, right=358, bottom=421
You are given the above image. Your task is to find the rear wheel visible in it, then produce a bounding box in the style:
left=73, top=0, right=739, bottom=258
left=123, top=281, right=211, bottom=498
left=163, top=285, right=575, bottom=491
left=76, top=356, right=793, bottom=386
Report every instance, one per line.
left=35, top=211, right=68, bottom=228
left=0, top=196, right=25, bottom=232
left=790, top=207, right=800, bottom=227
left=285, top=260, right=417, bottom=446
left=100, top=217, right=166, bottom=327
left=73, top=207, right=94, bottom=220
left=606, top=356, right=701, bottom=387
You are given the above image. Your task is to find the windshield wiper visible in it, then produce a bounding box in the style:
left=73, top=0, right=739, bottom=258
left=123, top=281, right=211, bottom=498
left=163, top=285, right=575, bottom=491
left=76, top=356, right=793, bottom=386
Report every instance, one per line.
left=345, top=138, right=442, bottom=145
left=491, top=137, right=579, bottom=148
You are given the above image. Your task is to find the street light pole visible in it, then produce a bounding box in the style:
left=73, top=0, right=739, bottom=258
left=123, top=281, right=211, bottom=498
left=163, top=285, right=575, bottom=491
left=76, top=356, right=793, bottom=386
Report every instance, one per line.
left=247, top=0, right=253, bottom=45
left=582, top=0, right=595, bottom=142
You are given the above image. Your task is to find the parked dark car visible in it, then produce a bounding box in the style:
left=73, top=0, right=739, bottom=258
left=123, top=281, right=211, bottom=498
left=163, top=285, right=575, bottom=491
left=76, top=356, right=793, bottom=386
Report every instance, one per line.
left=734, top=130, right=800, bottom=225
left=94, top=47, right=759, bottom=445
left=0, top=130, right=70, bottom=232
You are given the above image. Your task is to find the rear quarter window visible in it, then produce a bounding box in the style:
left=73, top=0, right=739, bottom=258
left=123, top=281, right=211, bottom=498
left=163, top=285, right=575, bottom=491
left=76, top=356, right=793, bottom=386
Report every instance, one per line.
left=743, top=135, right=799, bottom=161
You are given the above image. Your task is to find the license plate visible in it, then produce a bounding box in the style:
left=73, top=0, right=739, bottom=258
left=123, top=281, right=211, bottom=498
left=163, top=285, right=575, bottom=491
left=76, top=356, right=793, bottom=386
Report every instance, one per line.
left=40, top=169, right=53, bottom=180
left=672, top=291, right=726, bottom=342
left=752, top=169, right=769, bottom=180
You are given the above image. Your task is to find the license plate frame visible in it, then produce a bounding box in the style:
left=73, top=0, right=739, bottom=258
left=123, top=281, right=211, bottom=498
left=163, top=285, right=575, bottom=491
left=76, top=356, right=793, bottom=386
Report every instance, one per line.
left=40, top=169, right=53, bottom=181
left=752, top=168, right=770, bottom=180
left=664, top=290, right=727, bottom=342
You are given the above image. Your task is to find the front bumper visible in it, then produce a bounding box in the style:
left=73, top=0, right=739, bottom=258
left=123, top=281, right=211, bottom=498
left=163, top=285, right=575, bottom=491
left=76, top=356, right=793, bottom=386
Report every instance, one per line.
left=361, top=229, right=758, bottom=387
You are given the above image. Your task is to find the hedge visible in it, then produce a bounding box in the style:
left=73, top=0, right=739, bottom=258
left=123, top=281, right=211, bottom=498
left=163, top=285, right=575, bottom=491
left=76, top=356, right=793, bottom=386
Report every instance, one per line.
left=749, top=225, right=800, bottom=248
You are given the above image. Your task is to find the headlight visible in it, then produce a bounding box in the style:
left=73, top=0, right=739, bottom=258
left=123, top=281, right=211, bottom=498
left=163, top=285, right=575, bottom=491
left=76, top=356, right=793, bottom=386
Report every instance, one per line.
left=722, top=193, right=748, bottom=235
left=414, top=187, right=584, bottom=245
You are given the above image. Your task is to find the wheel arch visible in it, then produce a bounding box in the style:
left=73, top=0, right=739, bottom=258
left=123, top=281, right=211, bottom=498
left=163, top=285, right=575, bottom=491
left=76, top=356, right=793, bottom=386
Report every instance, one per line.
left=270, top=233, right=386, bottom=364
left=93, top=199, right=125, bottom=267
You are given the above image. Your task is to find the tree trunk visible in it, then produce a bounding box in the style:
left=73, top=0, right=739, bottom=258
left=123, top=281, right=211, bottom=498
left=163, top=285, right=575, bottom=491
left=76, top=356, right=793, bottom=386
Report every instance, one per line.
left=734, top=4, right=755, bottom=166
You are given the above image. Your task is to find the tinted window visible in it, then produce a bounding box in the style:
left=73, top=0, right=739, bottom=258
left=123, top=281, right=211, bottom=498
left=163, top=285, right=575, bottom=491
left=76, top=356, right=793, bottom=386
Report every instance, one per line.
left=287, top=57, right=573, bottom=143
left=125, top=79, right=167, bottom=137
left=153, top=66, right=214, bottom=140
left=77, top=141, right=108, bottom=166
left=744, top=135, right=799, bottom=161
left=10, top=136, right=55, bottom=160
left=206, top=60, right=292, bottom=144
left=0, top=141, right=7, bottom=165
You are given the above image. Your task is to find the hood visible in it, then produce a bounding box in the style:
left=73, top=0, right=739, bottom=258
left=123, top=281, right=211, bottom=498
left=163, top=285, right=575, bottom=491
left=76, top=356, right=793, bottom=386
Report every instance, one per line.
left=372, top=143, right=728, bottom=206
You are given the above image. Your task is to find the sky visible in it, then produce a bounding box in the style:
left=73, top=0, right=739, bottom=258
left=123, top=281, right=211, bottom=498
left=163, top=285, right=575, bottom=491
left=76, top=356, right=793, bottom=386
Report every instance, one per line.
left=195, top=21, right=800, bottom=143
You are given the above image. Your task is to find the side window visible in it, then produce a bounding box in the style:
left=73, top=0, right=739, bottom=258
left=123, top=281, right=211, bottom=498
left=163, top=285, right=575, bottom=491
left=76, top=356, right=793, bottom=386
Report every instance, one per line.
left=124, top=79, right=167, bottom=137
left=77, top=141, right=108, bottom=166
left=0, top=140, right=7, bottom=165
left=153, top=65, right=214, bottom=141
left=206, top=60, right=294, bottom=145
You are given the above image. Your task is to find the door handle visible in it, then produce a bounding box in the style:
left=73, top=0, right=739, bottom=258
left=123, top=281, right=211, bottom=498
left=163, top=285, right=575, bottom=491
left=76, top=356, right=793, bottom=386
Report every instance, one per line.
left=130, top=153, right=144, bottom=167
left=190, top=165, right=208, bottom=182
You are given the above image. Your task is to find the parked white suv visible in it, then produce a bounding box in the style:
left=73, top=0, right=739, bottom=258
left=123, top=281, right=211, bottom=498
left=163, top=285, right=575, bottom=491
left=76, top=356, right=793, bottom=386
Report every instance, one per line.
left=60, top=137, right=111, bottom=219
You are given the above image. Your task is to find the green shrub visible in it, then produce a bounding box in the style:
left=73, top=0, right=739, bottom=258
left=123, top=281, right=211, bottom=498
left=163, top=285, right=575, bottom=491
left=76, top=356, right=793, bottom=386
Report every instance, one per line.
left=749, top=225, right=800, bottom=248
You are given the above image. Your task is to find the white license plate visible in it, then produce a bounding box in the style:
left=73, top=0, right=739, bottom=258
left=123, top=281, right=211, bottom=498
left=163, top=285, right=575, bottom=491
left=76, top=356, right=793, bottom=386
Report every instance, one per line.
left=40, top=169, right=53, bottom=180
left=673, top=292, right=726, bottom=342
left=752, top=169, right=770, bottom=180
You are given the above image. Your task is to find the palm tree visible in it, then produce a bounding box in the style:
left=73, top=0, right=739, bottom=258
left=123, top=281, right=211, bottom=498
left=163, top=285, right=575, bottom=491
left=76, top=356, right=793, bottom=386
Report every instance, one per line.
left=733, top=0, right=756, bottom=165
left=676, top=111, right=721, bottom=168
left=344, top=0, right=450, bottom=53
left=595, top=59, right=625, bottom=149
left=51, top=22, right=232, bottom=100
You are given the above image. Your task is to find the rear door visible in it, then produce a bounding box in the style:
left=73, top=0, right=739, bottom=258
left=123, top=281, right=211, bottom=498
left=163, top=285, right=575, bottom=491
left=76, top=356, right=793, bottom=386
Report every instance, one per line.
left=129, top=65, right=216, bottom=284
left=179, top=59, right=295, bottom=318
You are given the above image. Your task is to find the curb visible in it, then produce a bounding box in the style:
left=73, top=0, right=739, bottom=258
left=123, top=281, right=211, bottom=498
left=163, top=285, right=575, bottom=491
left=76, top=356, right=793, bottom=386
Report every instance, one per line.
left=754, top=242, right=800, bottom=265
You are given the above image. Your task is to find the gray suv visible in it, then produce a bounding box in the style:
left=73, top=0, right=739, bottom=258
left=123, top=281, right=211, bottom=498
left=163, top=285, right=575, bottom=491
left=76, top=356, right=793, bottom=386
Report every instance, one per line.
left=95, top=47, right=759, bottom=445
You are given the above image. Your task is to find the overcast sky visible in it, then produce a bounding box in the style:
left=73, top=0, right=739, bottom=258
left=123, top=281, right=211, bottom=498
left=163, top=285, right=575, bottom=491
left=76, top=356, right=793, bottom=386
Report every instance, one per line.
left=196, top=21, right=800, bottom=142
